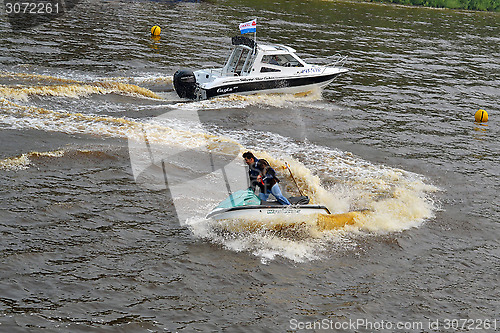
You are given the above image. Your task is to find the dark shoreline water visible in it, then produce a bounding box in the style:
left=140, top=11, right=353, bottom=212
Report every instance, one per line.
left=1, top=0, right=499, bottom=331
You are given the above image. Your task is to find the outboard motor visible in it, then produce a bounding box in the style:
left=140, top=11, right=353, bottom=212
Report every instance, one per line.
left=173, top=69, right=197, bottom=99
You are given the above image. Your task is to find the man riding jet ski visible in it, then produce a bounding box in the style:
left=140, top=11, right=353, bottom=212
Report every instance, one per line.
left=242, top=151, right=290, bottom=205
left=206, top=152, right=330, bottom=220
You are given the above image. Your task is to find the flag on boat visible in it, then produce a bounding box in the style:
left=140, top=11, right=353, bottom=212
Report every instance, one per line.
left=239, top=19, right=257, bottom=34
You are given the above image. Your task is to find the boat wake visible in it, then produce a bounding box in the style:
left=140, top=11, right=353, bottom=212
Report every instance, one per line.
left=0, top=72, right=439, bottom=262
left=188, top=215, right=361, bottom=263
left=172, top=87, right=324, bottom=112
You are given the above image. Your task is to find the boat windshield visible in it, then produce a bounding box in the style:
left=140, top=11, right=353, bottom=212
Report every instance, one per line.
left=262, top=54, right=303, bottom=67
left=224, top=46, right=255, bottom=76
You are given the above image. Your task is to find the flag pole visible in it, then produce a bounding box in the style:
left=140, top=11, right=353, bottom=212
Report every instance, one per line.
left=253, top=18, right=257, bottom=55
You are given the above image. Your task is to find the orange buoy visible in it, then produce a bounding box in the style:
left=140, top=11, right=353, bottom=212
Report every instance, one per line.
left=151, top=25, right=161, bottom=36
left=475, top=109, right=488, bottom=123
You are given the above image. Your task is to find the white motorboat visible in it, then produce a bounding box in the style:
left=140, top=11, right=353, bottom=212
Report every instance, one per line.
left=174, top=36, right=348, bottom=100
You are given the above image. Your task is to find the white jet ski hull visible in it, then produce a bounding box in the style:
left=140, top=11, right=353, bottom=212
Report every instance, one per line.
left=206, top=204, right=331, bottom=220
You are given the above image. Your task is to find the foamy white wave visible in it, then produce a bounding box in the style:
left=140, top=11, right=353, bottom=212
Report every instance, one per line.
left=187, top=216, right=357, bottom=263
left=97, top=75, right=173, bottom=85
left=1, top=71, right=173, bottom=85
left=173, top=88, right=324, bottom=111
left=0, top=149, right=65, bottom=171
left=207, top=125, right=439, bottom=231
left=0, top=82, right=162, bottom=101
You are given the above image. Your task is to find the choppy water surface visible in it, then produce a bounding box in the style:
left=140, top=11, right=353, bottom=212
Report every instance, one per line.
left=1, top=0, right=499, bottom=331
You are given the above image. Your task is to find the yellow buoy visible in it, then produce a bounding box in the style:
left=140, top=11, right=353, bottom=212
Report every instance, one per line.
left=475, top=109, right=488, bottom=123
left=151, top=25, right=161, bottom=36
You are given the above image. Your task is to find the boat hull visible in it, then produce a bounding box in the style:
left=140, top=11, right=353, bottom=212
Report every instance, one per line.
left=201, top=72, right=345, bottom=99
left=206, top=204, right=331, bottom=220
left=208, top=206, right=366, bottom=232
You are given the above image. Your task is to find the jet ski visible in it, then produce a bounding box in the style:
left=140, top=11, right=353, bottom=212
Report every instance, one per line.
left=206, top=188, right=331, bottom=220
left=206, top=189, right=367, bottom=232
left=174, top=36, right=348, bottom=100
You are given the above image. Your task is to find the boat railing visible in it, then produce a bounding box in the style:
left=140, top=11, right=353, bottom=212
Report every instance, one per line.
left=201, top=68, right=239, bottom=77
left=204, top=68, right=222, bottom=75
left=325, top=53, right=348, bottom=68
left=220, top=69, right=240, bottom=77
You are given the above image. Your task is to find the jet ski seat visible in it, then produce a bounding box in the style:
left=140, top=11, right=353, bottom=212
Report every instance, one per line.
left=260, top=196, right=310, bottom=206
left=289, top=196, right=310, bottom=205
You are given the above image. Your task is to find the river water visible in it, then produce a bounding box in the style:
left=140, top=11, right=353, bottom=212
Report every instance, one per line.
left=0, top=0, right=499, bottom=332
